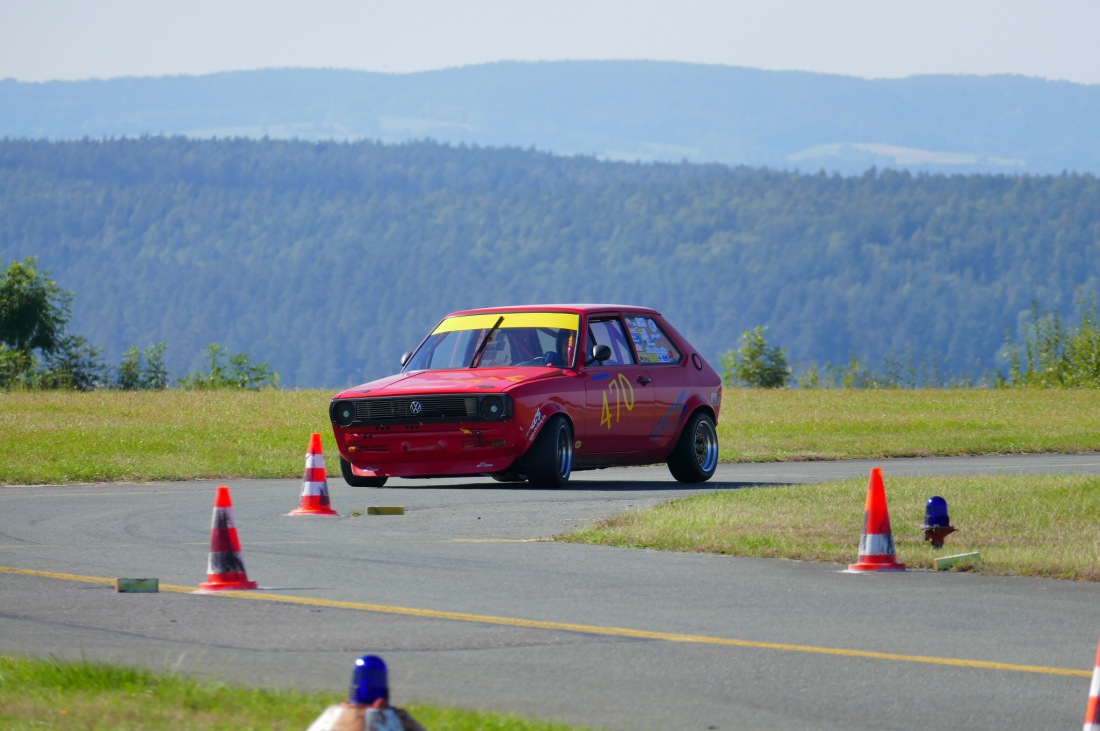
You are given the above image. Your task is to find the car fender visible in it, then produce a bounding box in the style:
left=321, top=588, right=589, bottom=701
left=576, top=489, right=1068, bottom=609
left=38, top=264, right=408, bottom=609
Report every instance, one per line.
left=521, top=401, right=573, bottom=448
left=659, top=393, right=717, bottom=450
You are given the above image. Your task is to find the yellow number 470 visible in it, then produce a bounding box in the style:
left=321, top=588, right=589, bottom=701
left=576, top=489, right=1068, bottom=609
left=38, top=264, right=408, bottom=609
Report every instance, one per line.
left=600, top=373, right=636, bottom=429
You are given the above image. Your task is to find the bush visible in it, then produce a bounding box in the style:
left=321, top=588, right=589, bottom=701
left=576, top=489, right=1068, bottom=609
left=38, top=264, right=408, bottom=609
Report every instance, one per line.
left=118, top=342, right=169, bottom=390
left=721, top=326, right=790, bottom=388
left=178, top=344, right=279, bottom=390
left=1003, top=291, right=1100, bottom=387
left=37, top=334, right=108, bottom=390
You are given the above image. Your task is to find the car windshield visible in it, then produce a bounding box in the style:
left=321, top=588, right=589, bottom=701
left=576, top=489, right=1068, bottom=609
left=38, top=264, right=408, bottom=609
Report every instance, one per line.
left=404, top=312, right=581, bottom=370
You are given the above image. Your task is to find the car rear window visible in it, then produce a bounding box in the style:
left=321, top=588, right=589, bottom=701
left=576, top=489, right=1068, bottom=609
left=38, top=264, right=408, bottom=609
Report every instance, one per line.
left=625, top=316, right=682, bottom=364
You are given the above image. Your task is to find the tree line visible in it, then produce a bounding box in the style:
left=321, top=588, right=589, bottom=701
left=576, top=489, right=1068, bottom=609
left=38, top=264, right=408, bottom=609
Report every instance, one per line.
left=723, top=290, right=1100, bottom=389
left=7, top=255, right=1100, bottom=392
left=0, top=257, right=277, bottom=390
left=1, top=136, right=1098, bottom=388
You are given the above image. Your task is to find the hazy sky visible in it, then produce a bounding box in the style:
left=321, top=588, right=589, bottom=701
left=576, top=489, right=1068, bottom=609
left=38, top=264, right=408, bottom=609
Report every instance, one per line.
left=3, top=0, right=1099, bottom=85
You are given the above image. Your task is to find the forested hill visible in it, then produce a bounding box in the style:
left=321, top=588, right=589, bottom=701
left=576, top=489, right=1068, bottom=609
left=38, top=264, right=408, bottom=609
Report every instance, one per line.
left=1, top=137, right=1097, bottom=388
left=2, top=62, right=1100, bottom=175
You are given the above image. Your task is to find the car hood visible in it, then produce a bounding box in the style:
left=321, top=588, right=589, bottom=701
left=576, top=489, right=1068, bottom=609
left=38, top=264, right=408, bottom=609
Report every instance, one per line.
left=333, top=367, right=567, bottom=398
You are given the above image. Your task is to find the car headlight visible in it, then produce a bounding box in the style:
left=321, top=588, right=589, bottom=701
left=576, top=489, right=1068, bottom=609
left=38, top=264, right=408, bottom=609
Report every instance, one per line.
left=332, top=400, right=356, bottom=427
left=479, top=395, right=507, bottom=421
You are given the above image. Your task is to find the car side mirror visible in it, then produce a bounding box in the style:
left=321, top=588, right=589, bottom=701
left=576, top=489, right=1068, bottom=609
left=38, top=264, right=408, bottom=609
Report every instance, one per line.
left=586, top=344, right=612, bottom=366
left=400, top=351, right=412, bottom=367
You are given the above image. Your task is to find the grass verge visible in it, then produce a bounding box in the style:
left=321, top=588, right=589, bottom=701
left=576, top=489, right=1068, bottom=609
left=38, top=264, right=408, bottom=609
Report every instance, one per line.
left=561, top=473, right=1100, bottom=580
left=0, top=654, right=599, bottom=731
left=0, top=390, right=334, bottom=484
left=3, top=389, right=1100, bottom=485
left=716, top=388, right=1100, bottom=461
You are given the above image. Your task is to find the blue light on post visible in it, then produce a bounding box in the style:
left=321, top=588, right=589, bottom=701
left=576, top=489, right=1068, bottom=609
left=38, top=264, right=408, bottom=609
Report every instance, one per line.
left=924, top=496, right=950, bottom=527
left=922, top=495, right=955, bottom=548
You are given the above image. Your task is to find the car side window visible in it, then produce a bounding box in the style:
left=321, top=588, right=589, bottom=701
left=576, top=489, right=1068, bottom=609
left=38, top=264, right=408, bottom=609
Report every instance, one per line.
left=588, top=318, right=636, bottom=366
left=625, top=316, right=683, bottom=365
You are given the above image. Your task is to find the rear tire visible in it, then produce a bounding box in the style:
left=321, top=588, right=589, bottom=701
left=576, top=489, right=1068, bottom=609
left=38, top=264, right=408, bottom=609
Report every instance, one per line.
left=340, top=457, right=389, bottom=488
left=667, top=411, right=718, bottom=483
left=525, top=415, right=573, bottom=488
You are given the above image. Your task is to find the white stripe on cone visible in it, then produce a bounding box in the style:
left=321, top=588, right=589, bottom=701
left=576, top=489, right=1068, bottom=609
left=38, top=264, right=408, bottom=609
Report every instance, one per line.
left=300, top=480, right=328, bottom=496
left=1084, top=637, right=1100, bottom=731
left=858, top=533, right=896, bottom=556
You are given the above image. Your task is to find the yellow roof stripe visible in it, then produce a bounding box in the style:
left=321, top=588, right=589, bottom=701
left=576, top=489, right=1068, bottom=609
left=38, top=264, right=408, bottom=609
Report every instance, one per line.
left=433, top=312, right=580, bottom=334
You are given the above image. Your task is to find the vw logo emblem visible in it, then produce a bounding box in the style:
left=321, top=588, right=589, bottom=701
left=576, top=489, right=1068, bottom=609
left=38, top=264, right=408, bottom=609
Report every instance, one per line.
left=409, top=400, right=423, bottom=415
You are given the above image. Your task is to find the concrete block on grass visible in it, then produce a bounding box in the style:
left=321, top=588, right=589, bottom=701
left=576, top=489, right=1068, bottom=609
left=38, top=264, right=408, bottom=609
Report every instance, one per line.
left=935, top=552, right=981, bottom=570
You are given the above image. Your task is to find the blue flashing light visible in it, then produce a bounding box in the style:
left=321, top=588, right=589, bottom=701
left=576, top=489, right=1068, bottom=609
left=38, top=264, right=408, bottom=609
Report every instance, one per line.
left=924, top=496, right=950, bottom=527
left=349, top=654, right=389, bottom=705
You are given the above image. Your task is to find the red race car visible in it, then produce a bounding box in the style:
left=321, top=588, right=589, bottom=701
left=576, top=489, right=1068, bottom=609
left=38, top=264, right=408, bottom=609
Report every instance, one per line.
left=329, top=304, right=722, bottom=487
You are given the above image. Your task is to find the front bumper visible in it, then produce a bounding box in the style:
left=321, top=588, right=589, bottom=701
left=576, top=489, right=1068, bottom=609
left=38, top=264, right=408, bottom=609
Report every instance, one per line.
left=334, top=421, right=524, bottom=478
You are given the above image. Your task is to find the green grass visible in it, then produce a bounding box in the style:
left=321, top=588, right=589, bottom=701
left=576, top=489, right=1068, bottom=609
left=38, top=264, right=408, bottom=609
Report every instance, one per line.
left=0, top=654, right=601, bottom=731
left=716, top=388, right=1100, bottom=461
left=562, top=473, right=1100, bottom=580
left=0, top=390, right=335, bottom=484
left=3, top=389, right=1100, bottom=485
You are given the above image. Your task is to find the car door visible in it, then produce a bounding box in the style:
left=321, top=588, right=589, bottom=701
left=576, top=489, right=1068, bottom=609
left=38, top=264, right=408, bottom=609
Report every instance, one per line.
left=579, top=314, right=655, bottom=458
left=622, top=313, right=692, bottom=453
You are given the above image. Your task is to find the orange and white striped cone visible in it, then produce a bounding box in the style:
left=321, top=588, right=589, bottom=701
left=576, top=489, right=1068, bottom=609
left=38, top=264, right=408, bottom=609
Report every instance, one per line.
left=198, top=485, right=259, bottom=591
left=1085, top=638, right=1100, bottom=730
left=289, top=433, right=338, bottom=516
left=848, top=467, right=906, bottom=571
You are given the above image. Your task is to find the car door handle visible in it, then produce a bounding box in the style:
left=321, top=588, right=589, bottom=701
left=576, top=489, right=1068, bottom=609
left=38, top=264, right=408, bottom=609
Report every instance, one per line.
left=636, top=376, right=652, bottom=385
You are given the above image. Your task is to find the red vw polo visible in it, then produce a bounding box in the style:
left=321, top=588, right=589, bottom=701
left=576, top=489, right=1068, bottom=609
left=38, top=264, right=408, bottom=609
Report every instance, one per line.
left=329, top=304, right=722, bottom=487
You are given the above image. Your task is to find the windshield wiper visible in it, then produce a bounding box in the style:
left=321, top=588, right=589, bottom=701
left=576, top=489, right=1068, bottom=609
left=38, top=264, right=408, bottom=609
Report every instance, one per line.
left=468, top=315, right=505, bottom=368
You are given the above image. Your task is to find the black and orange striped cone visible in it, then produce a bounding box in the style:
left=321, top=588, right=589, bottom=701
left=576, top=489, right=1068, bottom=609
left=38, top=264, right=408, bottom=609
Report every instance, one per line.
left=1085, top=638, right=1100, bottom=730
left=198, top=485, right=259, bottom=591
left=289, top=433, right=338, bottom=516
left=848, top=468, right=906, bottom=572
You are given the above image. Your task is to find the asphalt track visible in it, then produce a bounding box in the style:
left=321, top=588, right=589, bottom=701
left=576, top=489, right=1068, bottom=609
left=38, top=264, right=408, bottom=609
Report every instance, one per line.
left=2, top=454, right=1099, bottom=730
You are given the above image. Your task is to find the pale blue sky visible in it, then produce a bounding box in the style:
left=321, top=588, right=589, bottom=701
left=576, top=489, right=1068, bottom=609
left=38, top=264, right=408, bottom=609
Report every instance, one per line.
left=2, top=0, right=1098, bottom=84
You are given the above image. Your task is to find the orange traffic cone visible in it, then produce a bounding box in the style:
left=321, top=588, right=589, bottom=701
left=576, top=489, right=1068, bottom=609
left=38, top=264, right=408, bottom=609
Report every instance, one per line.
left=198, top=485, right=259, bottom=592
left=289, top=433, right=338, bottom=516
left=1085, top=638, right=1100, bottom=730
left=848, top=468, right=906, bottom=572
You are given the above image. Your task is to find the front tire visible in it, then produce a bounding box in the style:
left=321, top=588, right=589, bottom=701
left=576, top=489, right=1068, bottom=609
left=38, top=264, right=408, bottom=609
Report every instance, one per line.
left=667, top=411, right=718, bottom=483
left=525, top=415, right=573, bottom=488
left=340, top=457, right=389, bottom=488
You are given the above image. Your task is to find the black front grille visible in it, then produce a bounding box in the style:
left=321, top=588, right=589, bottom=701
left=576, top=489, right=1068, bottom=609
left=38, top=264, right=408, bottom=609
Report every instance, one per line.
left=354, top=395, right=479, bottom=424
left=332, top=393, right=513, bottom=427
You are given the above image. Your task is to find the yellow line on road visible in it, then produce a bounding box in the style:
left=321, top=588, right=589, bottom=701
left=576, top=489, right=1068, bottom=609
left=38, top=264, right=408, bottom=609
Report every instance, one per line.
left=0, top=539, right=543, bottom=549
left=1, top=565, right=1088, bottom=678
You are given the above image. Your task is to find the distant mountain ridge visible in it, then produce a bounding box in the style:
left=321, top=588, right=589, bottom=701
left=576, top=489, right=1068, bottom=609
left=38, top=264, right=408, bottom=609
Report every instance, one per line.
left=2, top=61, right=1098, bottom=175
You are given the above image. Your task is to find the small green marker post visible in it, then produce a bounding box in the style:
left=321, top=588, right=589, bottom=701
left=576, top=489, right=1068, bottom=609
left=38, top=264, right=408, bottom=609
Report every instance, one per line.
left=366, top=506, right=405, bottom=515
left=934, top=552, right=981, bottom=570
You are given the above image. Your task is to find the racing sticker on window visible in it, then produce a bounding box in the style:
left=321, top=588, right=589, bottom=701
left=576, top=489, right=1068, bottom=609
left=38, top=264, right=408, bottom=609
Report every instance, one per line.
left=627, top=317, right=676, bottom=364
